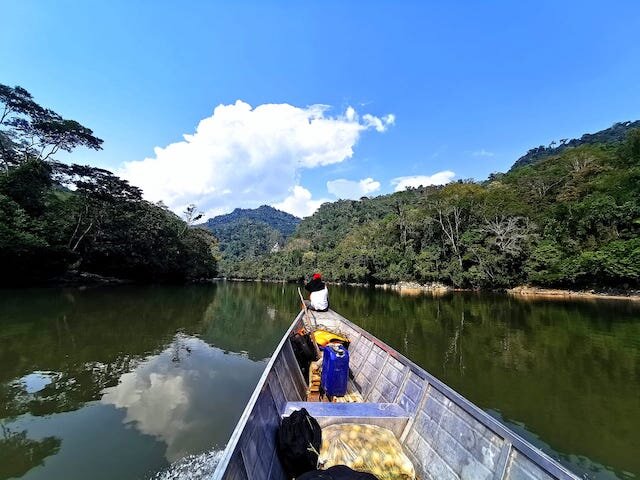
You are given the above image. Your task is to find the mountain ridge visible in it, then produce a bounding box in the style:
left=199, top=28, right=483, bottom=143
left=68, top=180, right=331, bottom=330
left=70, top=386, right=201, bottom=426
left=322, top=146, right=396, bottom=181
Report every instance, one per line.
left=198, top=205, right=301, bottom=272
left=200, top=205, right=300, bottom=237
left=511, top=120, right=640, bottom=170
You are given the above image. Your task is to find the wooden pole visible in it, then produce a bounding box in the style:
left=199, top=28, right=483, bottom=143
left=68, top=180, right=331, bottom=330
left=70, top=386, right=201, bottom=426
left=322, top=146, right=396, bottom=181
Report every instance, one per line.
left=298, top=286, right=320, bottom=357
left=297, top=287, right=311, bottom=331
left=298, top=286, right=318, bottom=330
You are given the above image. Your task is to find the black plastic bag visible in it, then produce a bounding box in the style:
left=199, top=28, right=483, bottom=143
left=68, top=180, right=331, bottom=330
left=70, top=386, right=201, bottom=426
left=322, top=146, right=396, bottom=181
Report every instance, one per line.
left=298, top=465, right=378, bottom=480
left=290, top=331, right=318, bottom=381
left=277, top=408, right=322, bottom=478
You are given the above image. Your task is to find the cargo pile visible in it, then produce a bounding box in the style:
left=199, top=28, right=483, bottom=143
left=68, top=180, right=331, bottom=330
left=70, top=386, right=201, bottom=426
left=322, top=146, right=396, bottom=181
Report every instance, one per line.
left=318, top=424, right=416, bottom=480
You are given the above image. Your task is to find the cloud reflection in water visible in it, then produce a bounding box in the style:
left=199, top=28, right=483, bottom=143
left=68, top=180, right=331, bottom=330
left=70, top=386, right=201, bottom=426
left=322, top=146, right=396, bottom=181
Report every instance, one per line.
left=101, top=334, right=265, bottom=462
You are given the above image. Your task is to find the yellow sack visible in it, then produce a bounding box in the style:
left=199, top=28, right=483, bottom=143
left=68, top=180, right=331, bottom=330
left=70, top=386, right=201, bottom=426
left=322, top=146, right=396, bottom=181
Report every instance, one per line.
left=318, top=424, right=415, bottom=480
left=313, top=329, right=349, bottom=347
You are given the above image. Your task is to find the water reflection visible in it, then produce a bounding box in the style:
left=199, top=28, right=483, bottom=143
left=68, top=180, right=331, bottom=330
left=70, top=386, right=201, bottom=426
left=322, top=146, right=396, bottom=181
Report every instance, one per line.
left=199, top=282, right=299, bottom=360
left=101, top=334, right=266, bottom=462
left=329, top=288, right=640, bottom=480
left=0, top=427, right=61, bottom=480
left=0, top=282, right=298, bottom=480
left=0, top=285, right=222, bottom=422
left=0, top=283, right=638, bottom=480
left=17, top=372, right=56, bottom=394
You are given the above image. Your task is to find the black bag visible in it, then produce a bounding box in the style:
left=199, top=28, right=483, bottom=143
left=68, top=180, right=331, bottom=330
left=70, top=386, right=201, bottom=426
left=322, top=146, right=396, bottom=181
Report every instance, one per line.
left=277, top=408, right=322, bottom=478
left=298, top=465, right=379, bottom=480
left=291, top=331, right=318, bottom=381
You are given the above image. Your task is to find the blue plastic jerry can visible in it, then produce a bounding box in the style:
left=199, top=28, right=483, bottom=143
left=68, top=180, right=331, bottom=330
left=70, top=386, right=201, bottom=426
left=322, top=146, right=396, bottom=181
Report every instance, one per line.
left=321, top=343, right=349, bottom=397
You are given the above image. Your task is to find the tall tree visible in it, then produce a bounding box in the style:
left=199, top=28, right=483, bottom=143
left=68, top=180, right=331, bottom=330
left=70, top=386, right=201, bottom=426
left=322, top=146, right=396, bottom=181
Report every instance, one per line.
left=0, top=84, right=103, bottom=169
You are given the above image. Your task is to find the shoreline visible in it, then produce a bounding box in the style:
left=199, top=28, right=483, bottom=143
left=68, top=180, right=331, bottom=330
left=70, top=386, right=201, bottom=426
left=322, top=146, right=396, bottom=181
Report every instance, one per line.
left=221, top=277, right=640, bottom=301
left=6, top=274, right=640, bottom=301
left=506, top=285, right=640, bottom=302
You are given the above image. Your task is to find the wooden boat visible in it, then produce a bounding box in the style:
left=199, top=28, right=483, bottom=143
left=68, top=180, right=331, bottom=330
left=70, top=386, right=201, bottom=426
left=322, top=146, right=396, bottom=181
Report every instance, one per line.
left=212, top=309, right=579, bottom=480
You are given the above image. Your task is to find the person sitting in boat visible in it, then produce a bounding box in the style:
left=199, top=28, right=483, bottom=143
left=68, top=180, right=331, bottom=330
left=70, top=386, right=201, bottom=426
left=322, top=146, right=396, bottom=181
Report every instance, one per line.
left=304, top=273, right=329, bottom=311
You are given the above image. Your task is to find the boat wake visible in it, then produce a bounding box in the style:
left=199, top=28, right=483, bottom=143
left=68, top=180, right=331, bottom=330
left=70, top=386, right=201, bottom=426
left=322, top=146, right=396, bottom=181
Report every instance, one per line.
left=150, top=449, right=224, bottom=480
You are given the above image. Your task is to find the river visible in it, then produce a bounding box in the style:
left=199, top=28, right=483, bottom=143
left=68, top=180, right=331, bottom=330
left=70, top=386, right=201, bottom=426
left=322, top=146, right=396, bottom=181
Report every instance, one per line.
left=0, top=282, right=638, bottom=479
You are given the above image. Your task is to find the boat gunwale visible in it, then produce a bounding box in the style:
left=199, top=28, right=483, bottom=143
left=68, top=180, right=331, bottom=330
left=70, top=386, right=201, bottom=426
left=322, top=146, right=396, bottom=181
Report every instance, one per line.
left=211, top=310, right=305, bottom=480
left=334, top=311, right=580, bottom=480
left=213, top=309, right=580, bottom=480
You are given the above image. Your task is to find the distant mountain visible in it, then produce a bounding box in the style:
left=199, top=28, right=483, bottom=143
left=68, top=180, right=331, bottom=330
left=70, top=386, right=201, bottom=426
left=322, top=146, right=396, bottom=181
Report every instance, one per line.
left=201, top=205, right=300, bottom=237
left=511, top=120, right=640, bottom=170
left=199, top=206, right=300, bottom=272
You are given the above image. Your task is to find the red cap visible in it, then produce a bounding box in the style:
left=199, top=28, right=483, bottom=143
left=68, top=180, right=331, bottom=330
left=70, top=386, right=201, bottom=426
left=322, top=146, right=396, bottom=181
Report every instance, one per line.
left=312, top=273, right=321, bottom=280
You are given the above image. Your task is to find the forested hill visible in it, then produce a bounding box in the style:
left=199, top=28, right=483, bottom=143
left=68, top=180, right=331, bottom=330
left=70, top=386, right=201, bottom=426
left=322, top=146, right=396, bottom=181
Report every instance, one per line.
left=226, top=124, right=640, bottom=290
left=511, top=120, right=640, bottom=170
left=201, top=205, right=299, bottom=237
left=199, top=206, right=300, bottom=274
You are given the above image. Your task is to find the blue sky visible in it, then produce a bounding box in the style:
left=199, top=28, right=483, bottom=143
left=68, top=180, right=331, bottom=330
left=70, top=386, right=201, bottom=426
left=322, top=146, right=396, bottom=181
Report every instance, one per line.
left=2, top=1, right=640, bottom=217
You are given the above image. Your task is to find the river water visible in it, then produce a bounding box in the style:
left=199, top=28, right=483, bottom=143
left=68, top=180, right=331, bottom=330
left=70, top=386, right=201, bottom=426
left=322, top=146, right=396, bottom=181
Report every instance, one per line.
left=0, top=283, right=638, bottom=479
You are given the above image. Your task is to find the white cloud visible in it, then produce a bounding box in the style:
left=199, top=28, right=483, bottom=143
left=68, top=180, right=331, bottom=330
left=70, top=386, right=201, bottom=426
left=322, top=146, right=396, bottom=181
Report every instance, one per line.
left=472, top=149, right=494, bottom=157
left=326, top=177, right=381, bottom=199
left=363, top=113, right=395, bottom=132
left=391, top=170, right=455, bottom=191
left=118, top=101, right=394, bottom=217
left=272, top=185, right=328, bottom=218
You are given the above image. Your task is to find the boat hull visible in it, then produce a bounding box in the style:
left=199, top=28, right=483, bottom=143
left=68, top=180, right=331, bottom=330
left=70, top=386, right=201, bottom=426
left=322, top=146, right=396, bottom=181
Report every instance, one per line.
left=212, top=309, right=579, bottom=480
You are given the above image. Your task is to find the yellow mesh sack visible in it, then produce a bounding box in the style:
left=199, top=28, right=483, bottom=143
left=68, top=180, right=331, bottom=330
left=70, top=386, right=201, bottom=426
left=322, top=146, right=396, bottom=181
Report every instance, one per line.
left=318, top=424, right=415, bottom=480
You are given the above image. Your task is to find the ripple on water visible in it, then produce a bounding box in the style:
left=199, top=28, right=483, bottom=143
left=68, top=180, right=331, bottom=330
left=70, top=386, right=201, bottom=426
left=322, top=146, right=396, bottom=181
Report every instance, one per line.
left=150, top=449, right=224, bottom=480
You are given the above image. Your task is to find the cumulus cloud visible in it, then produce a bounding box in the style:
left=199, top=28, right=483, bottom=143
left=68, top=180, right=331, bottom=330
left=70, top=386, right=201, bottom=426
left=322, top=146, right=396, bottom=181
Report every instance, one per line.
left=118, top=101, right=394, bottom=216
left=327, top=177, right=381, bottom=199
left=391, top=170, right=455, bottom=191
left=272, top=185, right=328, bottom=218
left=472, top=149, right=494, bottom=157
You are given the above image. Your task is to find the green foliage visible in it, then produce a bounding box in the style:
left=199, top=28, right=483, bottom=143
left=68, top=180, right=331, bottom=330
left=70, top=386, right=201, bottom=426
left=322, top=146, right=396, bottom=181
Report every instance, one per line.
left=200, top=205, right=300, bottom=277
left=511, top=120, right=640, bottom=169
left=224, top=127, right=640, bottom=290
left=573, top=238, right=640, bottom=285
left=202, top=205, right=300, bottom=236
left=524, top=241, right=568, bottom=285
left=0, top=84, right=217, bottom=285
left=0, top=84, right=103, bottom=169
left=0, top=159, right=52, bottom=215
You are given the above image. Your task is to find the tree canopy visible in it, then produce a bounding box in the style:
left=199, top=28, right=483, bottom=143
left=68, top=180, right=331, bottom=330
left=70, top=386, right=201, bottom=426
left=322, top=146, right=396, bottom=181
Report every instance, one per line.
left=220, top=126, right=640, bottom=290
left=0, top=84, right=218, bottom=285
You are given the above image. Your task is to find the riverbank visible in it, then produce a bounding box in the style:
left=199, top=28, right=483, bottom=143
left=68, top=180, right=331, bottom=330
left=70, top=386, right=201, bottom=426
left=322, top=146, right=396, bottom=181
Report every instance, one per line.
left=374, top=281, right=452, bottom=296
left=222, top=277, right=453, bottom=295
left=221, top=277, right=640, bottom=301
left=34, top=271, right=132, bottom=289
left=507, top=285, right=640, bottom=302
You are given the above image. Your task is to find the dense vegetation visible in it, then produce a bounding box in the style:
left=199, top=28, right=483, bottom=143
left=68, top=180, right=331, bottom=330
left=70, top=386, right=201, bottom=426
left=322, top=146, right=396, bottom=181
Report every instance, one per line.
left=200, top=205, right=299, bottom=275
left=202, top=205, right=299, bottom=237
left=0, top=84, right=218, bottom=285
left=511, top=120, right=640, bottom=169
left=4, top=82, right=637, bottom=290
left=223, top=124, right=640, bottom=289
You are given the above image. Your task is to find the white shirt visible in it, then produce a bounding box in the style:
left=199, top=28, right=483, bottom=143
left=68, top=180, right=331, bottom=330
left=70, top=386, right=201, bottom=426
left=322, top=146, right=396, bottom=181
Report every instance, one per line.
left=310, top=286, right=329, bottom=310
